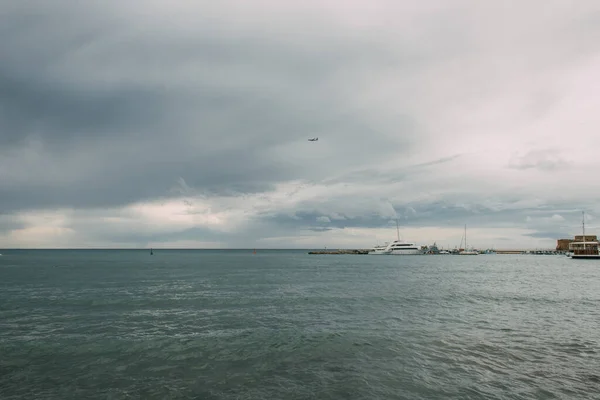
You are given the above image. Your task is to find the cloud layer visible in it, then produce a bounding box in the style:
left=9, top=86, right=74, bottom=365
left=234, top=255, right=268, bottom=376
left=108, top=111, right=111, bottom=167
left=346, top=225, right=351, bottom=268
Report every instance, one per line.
left=2, top=0, right=600, bottom=249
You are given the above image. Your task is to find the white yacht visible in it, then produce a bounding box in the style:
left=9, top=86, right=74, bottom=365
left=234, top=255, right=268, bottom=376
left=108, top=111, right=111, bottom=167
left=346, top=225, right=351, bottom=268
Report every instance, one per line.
left=368, top=220, right=424, bottom=255
left=368, top=240, right=424, bottom=255
left=388, top=240, right=425, bottom=255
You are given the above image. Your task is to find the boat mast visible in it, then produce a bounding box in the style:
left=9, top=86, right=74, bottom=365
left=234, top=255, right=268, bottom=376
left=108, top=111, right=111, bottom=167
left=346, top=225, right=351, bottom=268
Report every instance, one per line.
left=464, top=224, right=467, bottom=250
left=582, top=211, right=586, bottom=250
left=396, top=218, right=400, bottom=241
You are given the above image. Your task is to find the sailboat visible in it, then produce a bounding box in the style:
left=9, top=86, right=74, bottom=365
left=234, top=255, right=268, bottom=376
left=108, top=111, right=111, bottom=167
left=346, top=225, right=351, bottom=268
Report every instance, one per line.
left=459, top=224, right=478, bottom=255
left=569, top=211, right=600, bottom=259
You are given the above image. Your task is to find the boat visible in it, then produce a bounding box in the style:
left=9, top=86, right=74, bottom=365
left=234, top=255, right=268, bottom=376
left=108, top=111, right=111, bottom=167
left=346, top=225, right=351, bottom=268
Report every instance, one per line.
left=368, top=219, right=424, bottom=255
left=367, top=240, right=425, bottom=255
left=569, top=212, right=600, bottom=259
left=459, top=224, right=479, bottom=255
left=426, top=242, right=440, bottom=254
left=368, top=243, right=392, bottom=255
left=388, top=240, right=426, bottom=255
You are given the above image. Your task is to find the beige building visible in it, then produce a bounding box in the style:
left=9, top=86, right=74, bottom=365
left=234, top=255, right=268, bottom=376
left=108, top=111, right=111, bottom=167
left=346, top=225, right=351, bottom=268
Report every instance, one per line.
left=556, top=239, right=573, bottom=251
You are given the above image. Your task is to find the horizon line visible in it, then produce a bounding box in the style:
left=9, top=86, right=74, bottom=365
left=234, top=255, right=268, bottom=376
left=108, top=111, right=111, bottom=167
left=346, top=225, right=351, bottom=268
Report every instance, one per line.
left=0, top=247, right=560, bottom=251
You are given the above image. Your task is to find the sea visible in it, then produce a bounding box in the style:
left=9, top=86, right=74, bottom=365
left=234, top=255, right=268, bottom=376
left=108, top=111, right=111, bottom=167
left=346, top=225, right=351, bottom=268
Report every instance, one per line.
left=1, top=249, right=599, bottom=399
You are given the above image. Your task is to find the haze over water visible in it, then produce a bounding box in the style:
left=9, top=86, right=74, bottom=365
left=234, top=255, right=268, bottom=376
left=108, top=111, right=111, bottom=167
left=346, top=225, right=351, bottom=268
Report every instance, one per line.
left=1, top=250, right=599, bottom=399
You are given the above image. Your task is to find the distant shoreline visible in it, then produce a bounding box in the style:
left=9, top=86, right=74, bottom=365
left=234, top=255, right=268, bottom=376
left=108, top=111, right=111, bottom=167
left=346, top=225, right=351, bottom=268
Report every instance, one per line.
left=0, top=248, right=562, bottom=253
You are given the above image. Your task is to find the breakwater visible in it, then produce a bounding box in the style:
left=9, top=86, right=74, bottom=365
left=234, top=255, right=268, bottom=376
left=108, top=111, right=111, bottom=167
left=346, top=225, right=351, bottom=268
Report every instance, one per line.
left=308, top=249, right=567, bottom=255
left=308, top=249, right=370, bottom=255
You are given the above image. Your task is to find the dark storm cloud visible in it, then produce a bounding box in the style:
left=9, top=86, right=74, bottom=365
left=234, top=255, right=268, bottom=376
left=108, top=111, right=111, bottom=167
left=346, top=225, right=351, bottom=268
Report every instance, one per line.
left=0, top=148, right=294, bottom=213
left=0, top=1, right=417, bottom=214
left=0, top=72, right=165, bottom=148
left=0, top=0, right=409, bottom=147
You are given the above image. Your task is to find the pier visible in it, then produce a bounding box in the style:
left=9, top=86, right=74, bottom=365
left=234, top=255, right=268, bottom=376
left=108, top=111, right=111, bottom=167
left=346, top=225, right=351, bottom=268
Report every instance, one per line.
left=308, top=249, right=567, bottom=255
left=308, top=249, right=370, bottom=255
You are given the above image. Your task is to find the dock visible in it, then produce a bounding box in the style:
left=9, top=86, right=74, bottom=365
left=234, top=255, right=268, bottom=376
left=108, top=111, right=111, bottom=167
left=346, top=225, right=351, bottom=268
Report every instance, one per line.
left=308, top=249, right=370, bottom=255
left=307, top=249, right=567, bottom=255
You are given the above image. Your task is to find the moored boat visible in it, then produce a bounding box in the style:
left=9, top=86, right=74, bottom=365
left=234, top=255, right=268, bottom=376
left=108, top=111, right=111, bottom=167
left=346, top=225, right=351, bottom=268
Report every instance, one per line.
left=367, top=219, right=424, bottom=255
left=569, top=212, right=600, bottom=259
left=458, top=224, right=478, bottom=255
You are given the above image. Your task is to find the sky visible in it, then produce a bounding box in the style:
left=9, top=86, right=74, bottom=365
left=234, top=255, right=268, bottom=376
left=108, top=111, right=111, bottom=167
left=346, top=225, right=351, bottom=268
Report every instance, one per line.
left=1, top=0, right=600, bottom=249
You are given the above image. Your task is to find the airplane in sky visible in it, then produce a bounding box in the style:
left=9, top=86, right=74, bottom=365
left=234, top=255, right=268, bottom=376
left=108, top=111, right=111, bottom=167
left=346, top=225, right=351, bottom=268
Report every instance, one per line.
left=308, top=137, right=318, bottom=141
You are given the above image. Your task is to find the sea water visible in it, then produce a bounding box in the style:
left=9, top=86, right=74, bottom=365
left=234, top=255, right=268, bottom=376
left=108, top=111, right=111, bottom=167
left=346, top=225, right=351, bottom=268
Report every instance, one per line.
left=1, top=249, right=599, bottom=399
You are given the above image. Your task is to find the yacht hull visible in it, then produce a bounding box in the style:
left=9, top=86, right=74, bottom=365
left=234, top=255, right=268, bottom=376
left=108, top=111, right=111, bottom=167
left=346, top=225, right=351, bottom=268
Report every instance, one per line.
left=389, top=249, right=425, bottom=255
left=571, top=254, right=600, bottom=259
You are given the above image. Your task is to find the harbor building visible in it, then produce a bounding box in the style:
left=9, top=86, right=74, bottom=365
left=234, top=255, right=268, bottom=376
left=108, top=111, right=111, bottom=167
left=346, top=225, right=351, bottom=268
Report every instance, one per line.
left=556, top=235, right=598, bottom=251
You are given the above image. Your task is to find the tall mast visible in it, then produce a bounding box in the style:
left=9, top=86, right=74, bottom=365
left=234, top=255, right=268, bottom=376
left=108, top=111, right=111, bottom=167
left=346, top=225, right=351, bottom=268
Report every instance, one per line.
left=582, top=211, right=586, bottom=250
left=396, top=218, right=400, bottom=241
left=464, top=224, right=467, bottom=250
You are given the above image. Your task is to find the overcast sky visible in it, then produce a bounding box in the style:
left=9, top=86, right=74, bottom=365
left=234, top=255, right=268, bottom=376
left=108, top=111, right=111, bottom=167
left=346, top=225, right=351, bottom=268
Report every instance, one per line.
left=1, top=0, right=600, bottom=249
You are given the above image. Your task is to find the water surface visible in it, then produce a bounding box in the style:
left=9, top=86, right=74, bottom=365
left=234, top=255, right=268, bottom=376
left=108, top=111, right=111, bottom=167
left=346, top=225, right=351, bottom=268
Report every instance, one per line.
left=1, top=250, right=599, bottom=399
